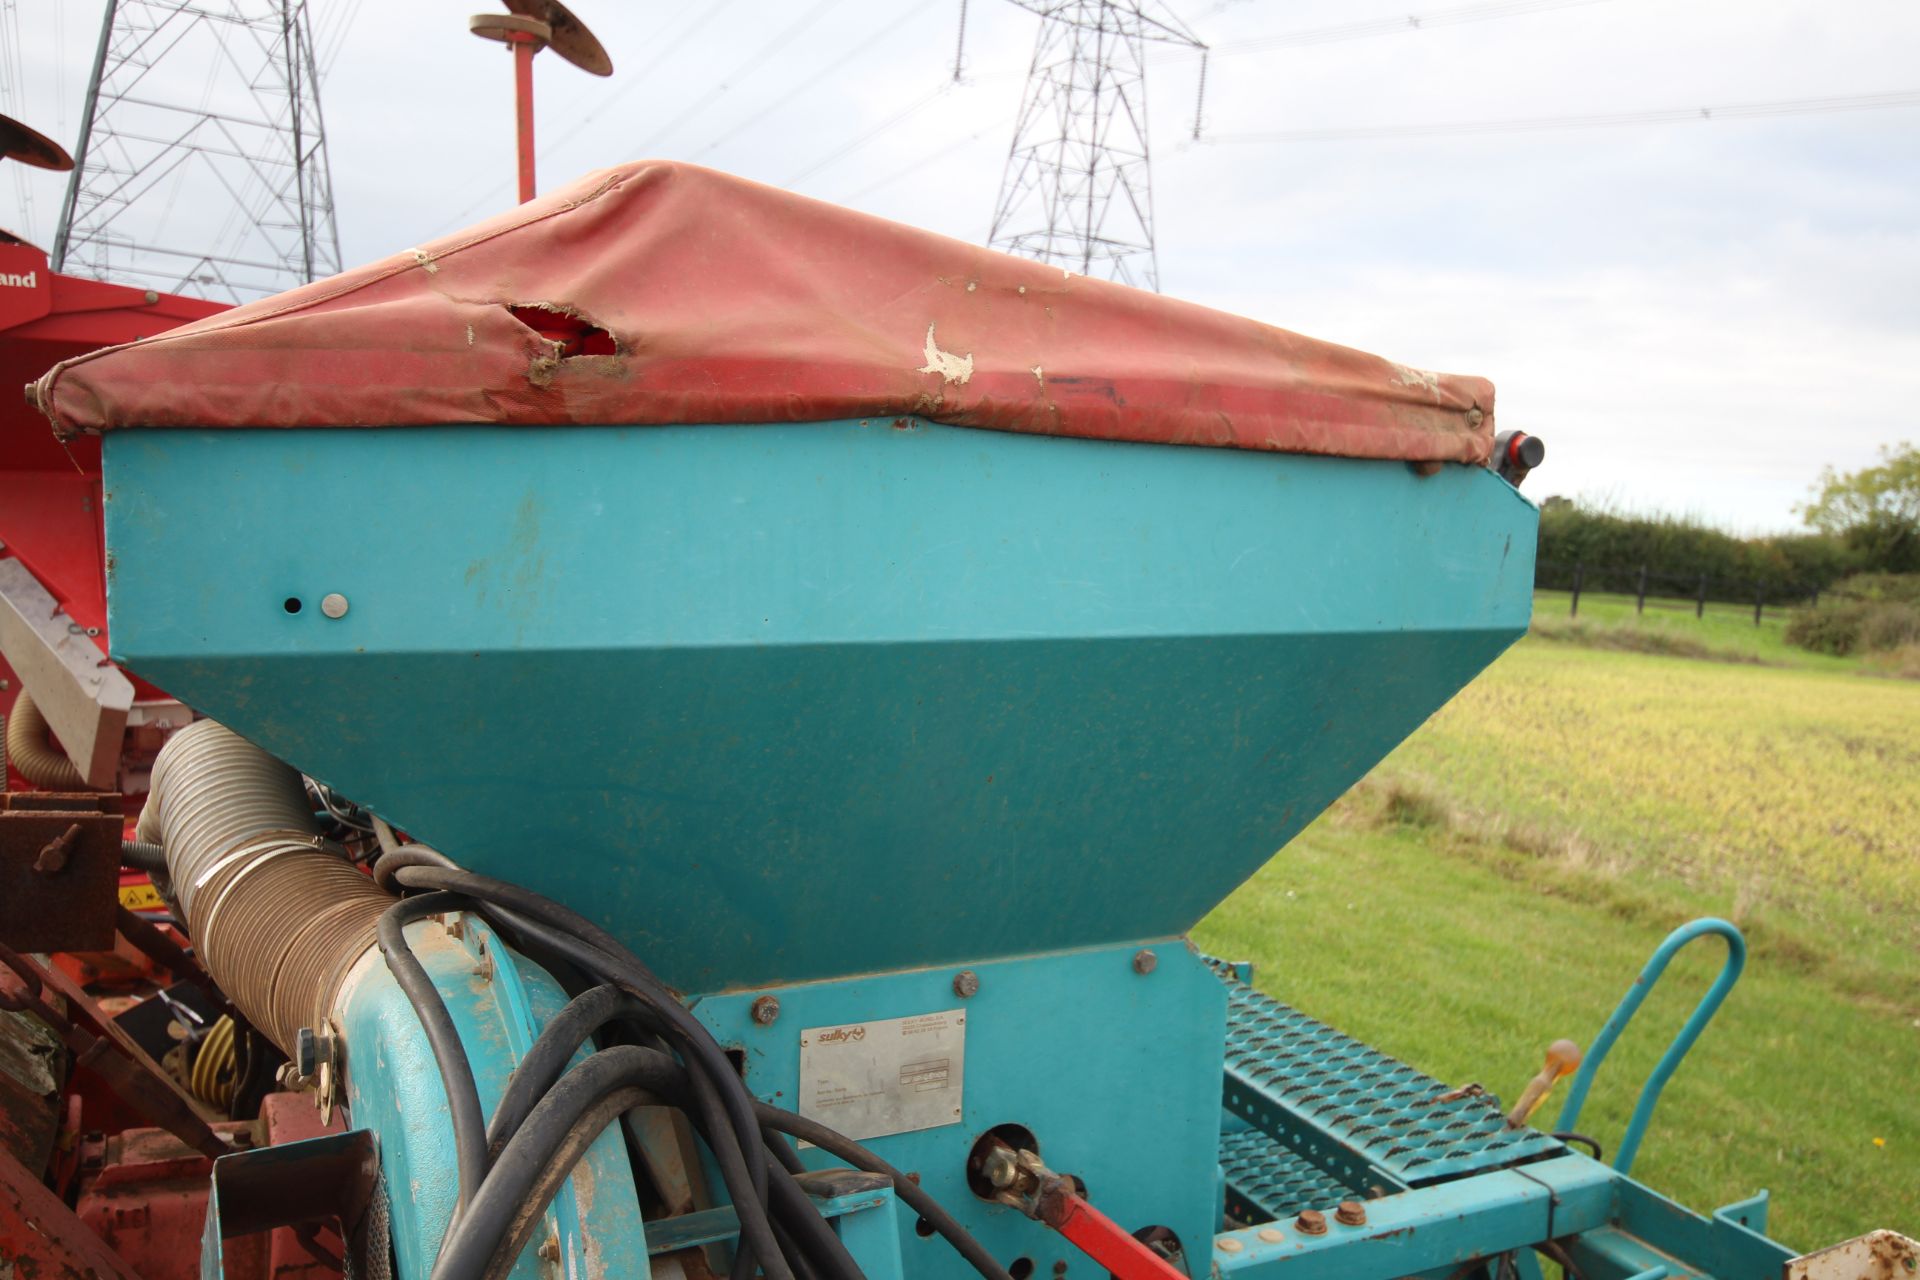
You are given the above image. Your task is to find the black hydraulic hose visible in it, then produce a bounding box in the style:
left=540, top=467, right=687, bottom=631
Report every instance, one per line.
left=432, top=1047, right=701, bottom=1280
left=764, top=1158, right=865, bottom=1280
left=486, top=984, right=650, bottom=1158
left=371, top=839, right=460, bottom=892
left=464, top=905, right=764, bottom=1197
left=771, top=1214, right=827, bottom=1280
left=476, top=1084, right=656, bottom=1280
left=476, top=1059, right=856, bottom=1280
left=377, top=891, right=490, bottom=1222
left=387, top=863, right=1008, bottom=1280
left=1551, top=1130, right=1605, bottom=1162
left=756, top=1103, right=1015, bottom=1280
left=390, top=866, right=773, bottom=1206
left=384, top=871, right=775, bottom=1280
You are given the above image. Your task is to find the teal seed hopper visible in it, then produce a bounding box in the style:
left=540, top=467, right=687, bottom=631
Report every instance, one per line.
left=32, top=163, right=1879, bottom=1280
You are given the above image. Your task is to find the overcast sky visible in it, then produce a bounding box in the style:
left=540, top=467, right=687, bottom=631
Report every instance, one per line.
left=8, top=0, right=1918, bottom=532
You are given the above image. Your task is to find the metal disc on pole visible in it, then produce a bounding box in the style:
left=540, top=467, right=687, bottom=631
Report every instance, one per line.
left=503, top=0, right=613, bottom=76
left=468, top=1, right=610, bottom=205
left=0, top=113, right=75, bottom=171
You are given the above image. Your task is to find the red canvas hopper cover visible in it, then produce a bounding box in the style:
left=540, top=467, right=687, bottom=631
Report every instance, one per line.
left=29, top=162, right=1494, bottom=464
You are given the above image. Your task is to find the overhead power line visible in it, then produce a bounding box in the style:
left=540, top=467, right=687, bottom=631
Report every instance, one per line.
left=628, top=0, right=852, bottom=159
left=689, top=0, right=941, bottom=162
left=429, top=0, right=746, bottom=235
left=782, top=81, right=956, bottom=187
left=1158, top=0, right=1608, bottom=61
left=1205, top=89, right=1920, bottom=144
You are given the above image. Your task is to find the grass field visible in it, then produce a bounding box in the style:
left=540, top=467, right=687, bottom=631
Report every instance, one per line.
left=1195, top=594, right=1920, bottom=1251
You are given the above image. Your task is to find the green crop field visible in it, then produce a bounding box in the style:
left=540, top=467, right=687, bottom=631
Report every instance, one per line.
left=1197, top=595, right=1920, bottom=1251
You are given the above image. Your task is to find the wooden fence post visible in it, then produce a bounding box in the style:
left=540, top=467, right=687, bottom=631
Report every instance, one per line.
left=1754, top=581, right=1765, bottom=627
left=1696, top=573, right=1708, bottom=619
left=1571, top=562, right=1584, bottom=618
left=1636, top=564, right=1649, bottom=615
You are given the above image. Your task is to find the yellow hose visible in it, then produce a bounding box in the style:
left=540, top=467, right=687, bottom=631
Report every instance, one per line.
left=4, top=691, right=88, bottom=789
left=190, top=1015, right=237, bottom=1110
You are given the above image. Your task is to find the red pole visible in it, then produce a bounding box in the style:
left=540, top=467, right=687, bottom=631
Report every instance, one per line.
left=511, top=33, right=537, bottom=203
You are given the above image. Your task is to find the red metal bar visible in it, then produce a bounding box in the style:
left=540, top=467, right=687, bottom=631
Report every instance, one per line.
left=512, top=34, right=537, bottom=203
left=1038, top=1182, right=1188, bottom=1280
left=1, top=1143, right=144, bottom=1280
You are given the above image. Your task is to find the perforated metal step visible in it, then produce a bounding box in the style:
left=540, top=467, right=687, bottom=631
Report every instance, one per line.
left=1219, top=1127, right=1356, bottom=1225
left=1215, top=964, right=1563, bottom=1188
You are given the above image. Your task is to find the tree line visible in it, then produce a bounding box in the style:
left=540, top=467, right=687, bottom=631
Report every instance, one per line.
left=1535, top=442, right=1918, bottom=602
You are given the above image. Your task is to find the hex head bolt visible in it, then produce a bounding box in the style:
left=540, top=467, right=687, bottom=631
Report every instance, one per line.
left=1335, top=1201, right=1368, bottom=1227
left=750, top=995, right=780, bottom=1025
left=1294, top=1209, right=1328, bottom=1236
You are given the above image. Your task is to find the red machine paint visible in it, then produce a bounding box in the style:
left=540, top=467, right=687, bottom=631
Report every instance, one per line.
left=0, top=236, right=223, bottom=642
left=28, top=162, right=1497, bottom=467
left=0, top=1141, right=143, bottom=1280
left=1, top=233, right=223, bottom=800
left=65, top=1097, right=347, bottom=1280
left=1039, top=1182, right=1190, bottom=1280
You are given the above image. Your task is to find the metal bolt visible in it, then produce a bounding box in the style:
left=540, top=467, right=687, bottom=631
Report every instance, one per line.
left=295, top=1026, right=332, bottom=1078
left=143, top=290, right=159, bottom=305
left=320, top=592, right=350, bottom=619
left=537, top=1235, right=560, bottom=1263
left=1051, top=1263, right=1067, bottom=1276
left=34, top=823, right=82, bottom=874
left=952, top=970, right=980, bottom=998
left=750, top=995, right=780, bottom=1026
left=1132, top=949, right=1157, bottom=975
left=1256, top=1228, right=1285, bottom=1244
left=1294, top=1209, right=1328, bottom=1236
left=1215, top=1237, right=1243, bottom=1254
left=1334, top=1201, right=1367, bottom=1227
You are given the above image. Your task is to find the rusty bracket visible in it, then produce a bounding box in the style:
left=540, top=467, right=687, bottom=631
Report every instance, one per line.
left=0, top=1142, right=144, bottom=1280
left=0, top=792, right=123, bottom=951
left=0, top=943, right=228, bottom=1161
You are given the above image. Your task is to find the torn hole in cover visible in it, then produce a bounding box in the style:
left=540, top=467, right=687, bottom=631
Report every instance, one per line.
left=505, top=302, right=619, bottom=358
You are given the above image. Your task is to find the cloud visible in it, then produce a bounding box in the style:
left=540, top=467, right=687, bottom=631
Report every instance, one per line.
left=8, top=0, right=1916, bottom=529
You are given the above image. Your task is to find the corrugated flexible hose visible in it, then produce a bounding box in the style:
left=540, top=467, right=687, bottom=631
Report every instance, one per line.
left=4, top=691, right=88, bottom=789
left=143, top=719, right=391, bottom=1053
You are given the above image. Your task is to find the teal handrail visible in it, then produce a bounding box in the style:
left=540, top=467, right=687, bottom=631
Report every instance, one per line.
left=1554, top=918, right=1746, bottom=1176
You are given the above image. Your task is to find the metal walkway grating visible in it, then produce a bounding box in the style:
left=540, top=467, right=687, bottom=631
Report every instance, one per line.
left=1219, top=1127, right=1356, bottom=1225
left=1214, top=963, right=1564, bottom=1188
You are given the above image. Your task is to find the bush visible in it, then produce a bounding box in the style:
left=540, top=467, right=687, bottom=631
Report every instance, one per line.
left=1535, top=499, right=1859, bottom=603
left=1785, top=602, right=1870, bottom=655
left=1783, top=575, right=1920, bottom=656
left=1830, top=573, right=1920, bottom=605
left=1860, top=603, right=1920, bottom=651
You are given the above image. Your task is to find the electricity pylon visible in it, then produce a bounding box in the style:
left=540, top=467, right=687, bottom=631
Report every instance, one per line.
left=53, top=0, right=342, bottom=302
left=986, top=0, right=1205, bottom=292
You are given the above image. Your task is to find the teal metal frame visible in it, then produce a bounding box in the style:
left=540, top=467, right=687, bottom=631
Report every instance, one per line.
left=101, top=421, right=1538, bottom=994
left=692, top=942, right=1227, bottom=1280
left=1555, top=919, right=1747, bottom=1176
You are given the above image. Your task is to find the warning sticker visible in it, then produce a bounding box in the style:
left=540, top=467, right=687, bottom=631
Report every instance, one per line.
left=797, top=1010, right=965, bottom=1141
left=119, top=882, right=166, bottom=911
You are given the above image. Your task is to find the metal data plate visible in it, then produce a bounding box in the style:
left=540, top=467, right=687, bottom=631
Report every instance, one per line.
left=798, top=1010, right=965, bottom=1141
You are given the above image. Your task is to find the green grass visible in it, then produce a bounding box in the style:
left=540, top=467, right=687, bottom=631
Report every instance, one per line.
left=1531, top=589, right=1861, bottom=671
left=1196, top=603, right=1920, bottom=1251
